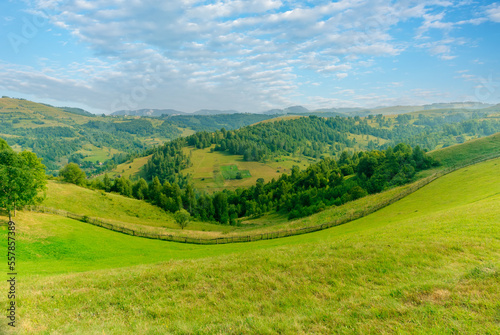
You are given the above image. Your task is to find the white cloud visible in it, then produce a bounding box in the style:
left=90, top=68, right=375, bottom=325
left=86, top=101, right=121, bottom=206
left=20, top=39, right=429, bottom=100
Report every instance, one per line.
left=333, top=89, right=355, bottom=95
left=416, top=12, right=454, bottom=39
left=486, top=3, right=500, bottom=22
left=2, top=0, right=495, bottom=112
left=417, top=37, right=466, bottom=61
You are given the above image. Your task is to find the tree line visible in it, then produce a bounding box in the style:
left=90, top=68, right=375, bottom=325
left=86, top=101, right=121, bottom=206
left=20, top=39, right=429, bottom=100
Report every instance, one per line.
left=145, top=113, right=500, bottom=184
left=64, top=142, right=437, bottom=225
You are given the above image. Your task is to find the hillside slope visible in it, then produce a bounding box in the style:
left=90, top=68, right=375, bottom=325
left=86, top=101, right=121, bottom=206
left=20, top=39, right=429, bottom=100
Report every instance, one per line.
left=6, top=157, right=500, bottom=334
left=0, top=97, right=94, bottom=126
left=428, top=132, right=500, bottom=167
left=41, top=180, right=231, bottom=233
left=0, top=98, right=185, bottom=174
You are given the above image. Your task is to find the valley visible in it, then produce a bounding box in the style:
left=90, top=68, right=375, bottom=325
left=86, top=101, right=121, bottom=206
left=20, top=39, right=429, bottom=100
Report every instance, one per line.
left=3, top=2, right=500, bottom=333
left=1, top=97, right=499, bottom=334
left=4, top=153, right=499, bottom=334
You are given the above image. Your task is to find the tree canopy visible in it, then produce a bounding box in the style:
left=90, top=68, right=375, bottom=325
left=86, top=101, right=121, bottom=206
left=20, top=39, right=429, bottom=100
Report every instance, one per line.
left=0, top=141, right=47, bottom=220
left=174, top=209, right=191, bottom=229
left=59, top=163, right=87, bottom=186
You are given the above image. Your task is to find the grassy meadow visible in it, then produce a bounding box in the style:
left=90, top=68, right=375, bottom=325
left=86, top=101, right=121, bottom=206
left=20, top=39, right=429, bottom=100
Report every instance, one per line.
left=0, top=97, right=92, bottom=127
left=100, top=154, right=153, bottom=180
left=2, top=157, right=499, bottom=334
left=428, top=132, right=500, bottom=167
left=41, top=180, right=231, bottom=234
left=183, top=145, right=316, bottom=192
left=76, top=144, right=124, bottom=163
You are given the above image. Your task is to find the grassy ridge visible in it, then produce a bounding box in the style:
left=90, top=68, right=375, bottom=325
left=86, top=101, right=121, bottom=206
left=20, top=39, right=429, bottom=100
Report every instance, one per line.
left=99, top=154, right=152, bottom=180
left=428, top=132, right=500, bottom=167
left=4, top=157, right=499, bottom=333
left=41, top=180, right=231, bottom=233
left=0, top=97, right=92, bottom=127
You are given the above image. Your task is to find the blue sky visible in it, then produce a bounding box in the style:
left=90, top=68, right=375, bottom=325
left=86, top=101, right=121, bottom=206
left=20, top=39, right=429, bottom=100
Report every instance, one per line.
left=1, top=0, right=499, bottom=114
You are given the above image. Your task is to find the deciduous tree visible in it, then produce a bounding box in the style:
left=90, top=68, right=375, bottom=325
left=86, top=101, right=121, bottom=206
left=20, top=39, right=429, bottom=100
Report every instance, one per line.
left=0, top=143, right=47, bottom=220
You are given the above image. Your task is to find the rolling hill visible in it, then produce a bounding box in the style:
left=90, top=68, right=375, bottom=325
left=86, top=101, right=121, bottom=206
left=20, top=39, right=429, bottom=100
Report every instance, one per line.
left=4, top=153, right=499, bottom=334
left=37, top=133, right=500, bottom=240
left=0, top=98, right=278, bottom=176
left=0, top=98, right=188, bottom=174
left=428, top=132, right=500, bottom=167
left=3, top=96, right=499, bottom=183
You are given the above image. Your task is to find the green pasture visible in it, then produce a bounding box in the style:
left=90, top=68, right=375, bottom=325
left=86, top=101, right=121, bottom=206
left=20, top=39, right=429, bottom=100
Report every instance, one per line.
left=183, top=146, right=315, bottom=192
left=2, top=157, right=499, bottom=333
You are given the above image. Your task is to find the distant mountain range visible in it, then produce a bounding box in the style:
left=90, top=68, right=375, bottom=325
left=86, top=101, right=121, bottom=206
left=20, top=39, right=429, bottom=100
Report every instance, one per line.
left=112, top=101, right=495, bottom=117
left=112, top=108, right=184, bottom=117
left=111, top=108, right=240, bottom=117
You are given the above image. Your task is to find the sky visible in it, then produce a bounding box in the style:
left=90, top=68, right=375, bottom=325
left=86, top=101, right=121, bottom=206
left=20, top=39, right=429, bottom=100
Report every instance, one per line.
left=1, top=0, right=500, bottom=114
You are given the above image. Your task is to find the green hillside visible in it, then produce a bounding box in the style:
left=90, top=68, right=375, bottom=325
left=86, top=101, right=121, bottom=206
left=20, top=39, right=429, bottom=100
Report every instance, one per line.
left=3, top=156, right=499, bottom=334
left=99, top=154, right=153, bottom=180
left=0, top=97, right=94, bottom=126
left=0, top=98, right=185, bottom=174
left=44, top=133, right=500, bottom=238
left=41, top=180, right=231, bottom=234
left=3, top=97, right=499, bottom=183
left=428, top=132, right=500, bottom=167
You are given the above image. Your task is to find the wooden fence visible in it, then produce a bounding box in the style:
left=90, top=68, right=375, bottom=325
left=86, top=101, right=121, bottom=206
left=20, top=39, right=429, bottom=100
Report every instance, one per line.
left=28, top=153, right=500, bottom=245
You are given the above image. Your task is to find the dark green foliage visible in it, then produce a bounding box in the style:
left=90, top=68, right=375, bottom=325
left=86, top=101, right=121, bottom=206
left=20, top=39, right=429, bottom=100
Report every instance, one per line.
left=164, top=114, right=276, bottom=132
left=132, top=178, right=149, bottom=200
left=0, top=137, right=10, bottom=151
left=59, top=163, right=87, bottom=186
left=87, top=142, right=436, bottom=225
left=103, top=174, right=112, bottom=192
left=213, top=193, right=229, bottom=224
left=145, top=138, right=190, bottom=185
left=112, top=176, right=133, bottom=197
left=0, top=147, right=47, bottom=219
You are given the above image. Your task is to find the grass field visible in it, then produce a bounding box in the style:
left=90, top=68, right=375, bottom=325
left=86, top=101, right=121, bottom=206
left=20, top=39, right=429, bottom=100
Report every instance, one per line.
left=76, top=144, right=124, bottom=163
left=183, top=146, right=315, bottom=192
left=220, top=164, right=251, bottom=180
left=428, top=132, right=500, bottom=167
left=2, top=156, right=499, bottom=333
left=0, top=97, right=92, bottom=127
left=99, top=154, right=152, bottom=180
left=41, top=180, right=231, bottom=234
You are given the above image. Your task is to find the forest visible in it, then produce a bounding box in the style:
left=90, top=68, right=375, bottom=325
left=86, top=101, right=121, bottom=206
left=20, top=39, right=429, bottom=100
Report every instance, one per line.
left=0, top=99, right=281, bottom=175
left=83, top=142, right=437, bottom=224
left=145, top=112, right=500, bottom=184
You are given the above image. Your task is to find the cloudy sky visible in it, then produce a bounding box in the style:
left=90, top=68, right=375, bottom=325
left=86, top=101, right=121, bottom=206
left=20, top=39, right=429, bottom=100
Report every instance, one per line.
left=1, top=0, right=500, bottom=114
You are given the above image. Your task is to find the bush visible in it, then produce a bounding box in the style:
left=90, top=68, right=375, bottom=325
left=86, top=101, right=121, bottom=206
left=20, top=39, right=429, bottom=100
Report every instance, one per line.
left=59, top=163, right=87, bottom=186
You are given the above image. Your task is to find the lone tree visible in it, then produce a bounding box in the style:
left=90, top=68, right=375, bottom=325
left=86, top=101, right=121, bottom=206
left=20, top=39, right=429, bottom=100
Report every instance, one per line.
left=174, top=209, right=190, bottom=230
left=59, top=163, right=87, bottom=186
left=0, top=140, right=47, bottom=221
